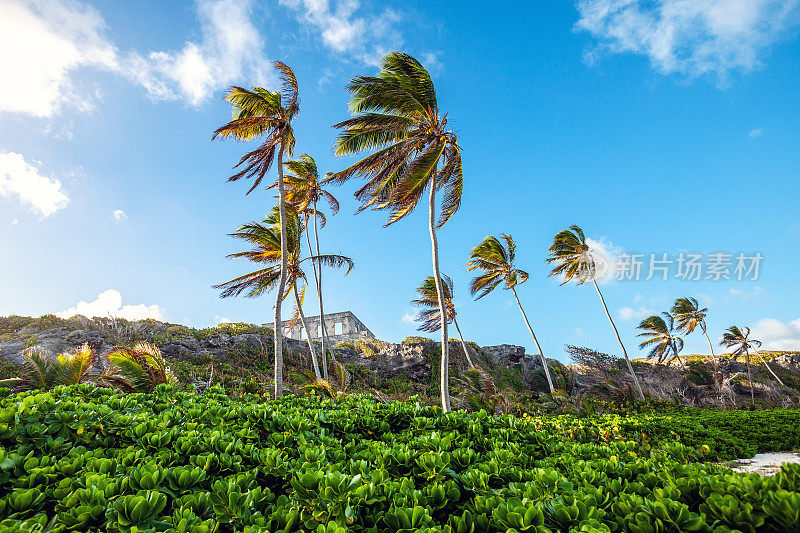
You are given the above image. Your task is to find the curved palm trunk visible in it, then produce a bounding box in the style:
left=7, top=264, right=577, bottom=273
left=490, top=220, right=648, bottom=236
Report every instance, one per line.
left=670, top=342, right=687, bottom=370
left=428, top=176, right=450, bottom=412
left=293, top=283, right=322, bottom=379
left=452, top=318, right=475, bottom=368
left=273, top=145, right=287, bottom=398
left=304, top=217, right=328, bottom=380
left=745, top=348, right=755, bottom=406
left=312, top=199, right=334, bottom=377
left=701, top=328, right=718, bottom=370
left=702, top=327, right=724, bottom=402
left=511, top=286, right=554, bottom=394
left=592, top=280, right=645, bottom=400
left=753, top=349, right=786, bottom=387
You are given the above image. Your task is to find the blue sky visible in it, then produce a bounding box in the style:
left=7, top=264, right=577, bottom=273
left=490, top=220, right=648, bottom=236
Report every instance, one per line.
left=1, top=0, right=800, bottom=361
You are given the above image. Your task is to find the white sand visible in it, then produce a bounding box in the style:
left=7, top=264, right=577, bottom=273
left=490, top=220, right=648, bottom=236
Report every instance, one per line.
left=729, top=452, right=800, bottom=476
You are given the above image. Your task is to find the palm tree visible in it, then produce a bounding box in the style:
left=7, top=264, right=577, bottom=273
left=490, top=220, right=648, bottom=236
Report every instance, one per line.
left=637, top=313, right=686, bottom=368
left=329, top=52, right=463, bottom=412
left=720, top=326, right=760, bottom=405
left=546, top=225, right=644, bottom=399
left=466, top=234, right=555, bottom=394
left=412, top=274, right=475, bottom=368
left=212, top=62, right=299, bottom=398
left=284, top=154, right=340, bottom=380
left=0, top=344, right=98, bottom=391
left=672, top=297, right=717, bottom=369
left=720, top=325, right=785, bottom=406
left=104, top=343, right=176, bottom=393
left=215, top=206, right=353, bottom=380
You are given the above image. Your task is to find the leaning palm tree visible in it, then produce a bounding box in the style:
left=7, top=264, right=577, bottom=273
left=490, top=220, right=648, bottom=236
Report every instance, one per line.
left=212, top=62, right=299, bottom=398
left=412, top=274, right=475, bottom=368
left=637, top=313, right=686, bottom=368
left=672, top=297, right=718, bottom=369
left=215, top=206, right=353, bottom=380
left=466, top=234, right=555, bottom=394
left=720, top=325, right=785, bottom=406
left=720, top=326, right=760, bottom=405
left=284, top=154, right=340, bottom=380
left=547, top=225, right=644, bottom=399
left=329, top=52, right=463, bottom=412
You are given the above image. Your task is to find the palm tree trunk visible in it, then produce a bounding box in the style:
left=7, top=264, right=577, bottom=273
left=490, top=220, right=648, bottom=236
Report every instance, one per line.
left=273, top=144, right=287, bottom=398
left=511, top=286, right=554, bottom=394
left=293, top=283, right=322, bottom=379
left=452, top=318, right=475, bottom=368
left=701, top=328, right=725, bottom=404
left=671, top=343, right=687, bottom=370
left=745, top=348, right=755, bottom=406
left=304, top=217, right=328, bottom=380
left=428, top=174, right=450, bottom=412
left=312, top=199, right=334, bottom=377
left=592, top=279, right=645, bottom=400
left=701, top=328, right=718, bottom=369
left=753, top=349, right=786, bottom=387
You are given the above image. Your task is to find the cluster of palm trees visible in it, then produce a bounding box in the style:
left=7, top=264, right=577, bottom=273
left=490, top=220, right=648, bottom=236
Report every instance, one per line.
left=213, top=53, right=780, bottom=412
left=636, top=297, right=785, bottom=405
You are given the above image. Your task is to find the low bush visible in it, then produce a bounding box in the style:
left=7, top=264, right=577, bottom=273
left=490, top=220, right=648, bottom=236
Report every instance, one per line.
left=0, top=385, right=798, bottom=531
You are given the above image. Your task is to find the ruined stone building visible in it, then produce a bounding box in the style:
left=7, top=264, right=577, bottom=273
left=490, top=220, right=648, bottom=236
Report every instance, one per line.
left=267, top=311, right=375, bottom=345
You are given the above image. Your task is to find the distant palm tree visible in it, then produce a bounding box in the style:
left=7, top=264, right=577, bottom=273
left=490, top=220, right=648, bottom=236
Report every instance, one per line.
left=720, top=325, right=785, bottom=406
left=284, top=154, right=340, bottom=380
left=466, top=234, right=555, bottom=394
left=672, top=297, right=717, bottom=369
left=412, top=274, right=475, bottom=368
left=720, top=326, right=760, bottom=405
left=329, top=52, right=463, bottom=412
left=547, top=225, right=644, bottom=399
left=637, top=313, right=686, bottom=368
left=215, top=206, right=353, bottom=380
left=213, top=62, right=300, bottom=398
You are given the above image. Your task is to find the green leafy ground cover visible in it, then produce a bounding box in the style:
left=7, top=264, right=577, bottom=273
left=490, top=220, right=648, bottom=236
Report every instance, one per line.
left=1, top=386, right=799, bottom=532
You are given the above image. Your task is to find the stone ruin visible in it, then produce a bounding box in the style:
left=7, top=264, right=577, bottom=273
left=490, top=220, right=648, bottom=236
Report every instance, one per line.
left=268, top=311, right=375, bottom=345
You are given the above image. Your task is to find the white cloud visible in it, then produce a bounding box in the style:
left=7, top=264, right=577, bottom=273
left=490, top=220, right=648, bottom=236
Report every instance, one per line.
left=56, top=289, right=166, bottom=321
left=618, top=306, right=655, bottom=321
left=400, top=309, right=418, bottom=325
left=727, top=286, right=768, bottom=301
left=279, top=0, right=404, bottom=65
left=214, top=315, right=232, bottom=325
left=0, top=0, right=117, bottom=117
left=750, top=317, right=800, bottom=350
left=586, top=237, right=623, bottom=282
left=574, top=327, right=585, bottom=337
left=113, top=209, right=127, bottom=221
left=749, top=128, right=764, bottom=138
left=0, top=152, right=69, bottom=217
left=0, top=0, right=273, bottom=116
left=126, top=0, right=274, bottom=105
left=575, top=0, right=800, bottom=79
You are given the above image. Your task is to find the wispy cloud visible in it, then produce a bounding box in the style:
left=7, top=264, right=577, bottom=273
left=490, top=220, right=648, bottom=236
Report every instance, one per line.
left=727, top=286, right=768, bottom=301
left=575, top=0, right=800, bottom=80
left=618, top=306, right=654, bottom=321
left=113, top=209, right=127, bottom=221
left=750, top=317, right=800, bottom=350
left=0, top=0, right=274, bottom=117
left=56, top=289, right=166, bottom=320
left=400, top=309, right=418, bottom=325
left=279, top=0, right=403, bottom=65
left=0, top=152, right=69, bottom=217
left=749, top=128, right=765, bottom=138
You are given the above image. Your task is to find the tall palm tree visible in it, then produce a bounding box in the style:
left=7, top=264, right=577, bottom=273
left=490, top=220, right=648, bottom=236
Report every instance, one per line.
left=720, top=325, right=785, bottom=406
left=637, top=313, right=686, bottom=368
left=212, top=62, right=299, bottom=398
left=284, top=154, right=340, bottom=380
left=672, top=297, right=717, bottom=369
left=547, top=225, right=644, bottom=399
left=329, top=52, right=463, bottom=412
left=466, top=234, right=555, bottom=394
left=412, top=274, right=475, bottom=368
left=215, top=206, right=353, bottom=380
left=720, top=326, right=760, bottom=405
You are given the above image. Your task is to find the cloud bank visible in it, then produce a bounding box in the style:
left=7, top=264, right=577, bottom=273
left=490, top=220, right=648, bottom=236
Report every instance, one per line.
left=56, top=289, right=166, bottom=321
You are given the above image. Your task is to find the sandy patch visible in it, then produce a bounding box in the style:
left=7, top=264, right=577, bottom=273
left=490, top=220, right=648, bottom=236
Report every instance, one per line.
left=729, top=452, right=800, bottom=476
